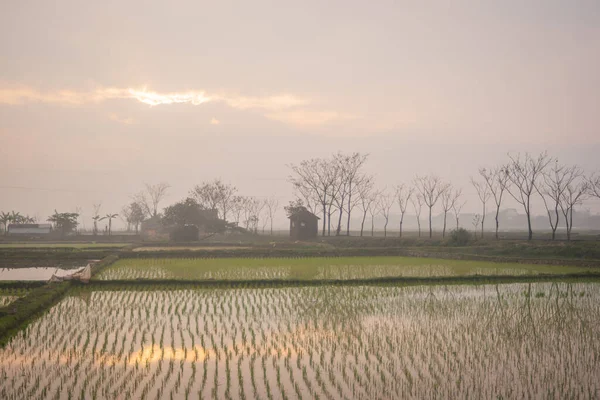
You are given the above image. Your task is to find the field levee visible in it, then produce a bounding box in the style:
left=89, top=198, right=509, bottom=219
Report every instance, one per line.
left=88, top=273, right=600, bottom=289
left=0, top=253, right=120, bottom=346
left=117, top=247, right=600, bottom=268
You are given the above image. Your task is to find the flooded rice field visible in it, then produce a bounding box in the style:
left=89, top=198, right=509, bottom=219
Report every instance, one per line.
left=95, top=256, right=598, bottom=281
left=1, top=282, right=598, bottom=399
left=0, top=267, right=85, bottom=281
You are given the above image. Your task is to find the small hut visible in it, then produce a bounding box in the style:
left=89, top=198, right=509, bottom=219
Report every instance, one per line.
left=288, top=207, right=319, bottom=240
left=8, top=223, right=52, bottom=236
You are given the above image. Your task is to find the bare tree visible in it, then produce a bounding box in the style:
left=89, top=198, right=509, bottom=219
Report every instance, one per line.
left=330, top=157, right=349, bottom=236
left=378, top=190, right=395, bottom=237
left=129, top=202, right=145, bottom=233
left=505, top=152, right=552, bottom=240
left=536, top=162, right=583, bottom=240
left=472, top=214, right=481, bottom=236
left=264, top=197, right=280, bottom=235
left=120, top=204, right=133, bottom=232
left=395, top=184, right=413, bottom=238
left=411, top=194, right=424, bottom=237
left=135, top=182, right=170, bottom=218
left=92, top=203, right=102, bottom=236
left=325, top=162, right=344, bottom=236
left=73, top=206, right=83, bottom=233
left=471, top=177, right=491, bottom=239
left=190, top=179, right=237, bottom=221
left=240, top=197, right=265, bottom=233
left=241, top=197, right=254, bottom=230
left=415, top=175, right=449, bottom=238
left=294, top=183, right=318, bottom=215
left=440, top=186, right=462, bottom=238
left=588, top=173, right=600, bottom=200
left=252, top=199, right=266, bottom=234
left=357, top=179, right=376, bottom=237
left=479, top=166, right=510, bottom=239
left=452, top=200, right=466, bottom=230
left=260, top=205, right=270, bottom=234
left=368, top=190, right=381, bottom=237
left=288, top=157, right=337, bottom=236
left=343, top=173, right=371, bottom=236
left=560, top=169, right=588, bottom=240
left=230, top=196, right=246, bottom=227
left=337, top=153, right=369, bottom=236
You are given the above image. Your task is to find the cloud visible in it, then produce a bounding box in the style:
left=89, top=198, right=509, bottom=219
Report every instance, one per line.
left=210, top=117, right=220, bottom=125
left=128, top=88, right=211, bottom=106
left=0, top=84, right=302, bottom=110
left=0, top=85, right=115, bottom=105
left=0, top=83, right=347, bottom=128
left=220, top=94, right=307, bottom=111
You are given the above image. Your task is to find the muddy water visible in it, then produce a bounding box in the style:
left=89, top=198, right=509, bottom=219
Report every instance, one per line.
left=0, top=266, right=84, bottom=281
left=0, top=283, right=599, bottom=399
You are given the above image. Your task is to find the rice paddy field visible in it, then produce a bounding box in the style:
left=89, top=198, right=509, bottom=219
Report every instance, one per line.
left=133, top=246, right=252, bottom=252
left=95, top=256, right=599, bottom=281
left=0, top=282, right=598, bottom=399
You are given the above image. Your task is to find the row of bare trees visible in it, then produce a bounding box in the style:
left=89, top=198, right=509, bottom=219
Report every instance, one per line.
left=289, top=151, right=600, bottom=240
left=87, top=181, right=281, bottom=236
left=288, top=152, right=467, bottom=239
left=473, top=152, right=592, bottom=240
left=288, top=152, right=371, bottom=236
left=87, top=183, right=171, bottom=236
left=189, top=180, right=280, bottom=234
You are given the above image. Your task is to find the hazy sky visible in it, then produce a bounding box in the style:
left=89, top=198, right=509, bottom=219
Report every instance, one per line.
left=1, top=0, right=599, bottom=228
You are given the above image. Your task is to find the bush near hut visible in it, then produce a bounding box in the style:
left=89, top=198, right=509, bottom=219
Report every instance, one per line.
left=170, top=225, right=200, bottom=242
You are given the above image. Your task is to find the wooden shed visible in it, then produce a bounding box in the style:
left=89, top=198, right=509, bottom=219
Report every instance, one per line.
left=288, top=207, right=319, bottom=240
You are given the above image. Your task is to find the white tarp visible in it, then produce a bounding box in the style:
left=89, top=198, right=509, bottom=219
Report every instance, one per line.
left=49, top=264, right=92, bottom=284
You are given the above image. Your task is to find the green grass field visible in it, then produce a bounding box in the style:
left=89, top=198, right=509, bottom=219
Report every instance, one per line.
left=96, top=256, right=599, bottom=281
left=0, top=287, right=30, bottom=307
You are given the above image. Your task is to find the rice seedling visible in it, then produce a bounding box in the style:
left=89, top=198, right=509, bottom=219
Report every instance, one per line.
left=95, top=256, right=598, bottom=282
left=0, top=282, right=599, bottom=399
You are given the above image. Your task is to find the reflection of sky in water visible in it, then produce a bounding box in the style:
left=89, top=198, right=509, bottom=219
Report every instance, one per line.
left=0, top=267, right=84, bottom=281
left=0, top=283, right=598, bottom=399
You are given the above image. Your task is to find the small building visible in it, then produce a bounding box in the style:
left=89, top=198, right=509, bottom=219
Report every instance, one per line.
left=8, top=223, right=52, bottom=236
left=140, top=216, right=167, bottom=241
left=288, top=207, right=319, bottom=240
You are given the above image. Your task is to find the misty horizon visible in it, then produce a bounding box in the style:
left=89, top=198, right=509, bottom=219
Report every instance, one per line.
left=1, top=1, right=599, bottom=231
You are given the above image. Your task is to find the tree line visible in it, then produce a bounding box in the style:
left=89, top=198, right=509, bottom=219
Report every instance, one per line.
left=0, top=211, right=36, bottom=234
left=288, top=151, right=600, bottom=241
left=2, top=181, right=280, bottom=237
left=87, top=181, right=279, bottom=236
left=2, top=151, right=600, bottom=240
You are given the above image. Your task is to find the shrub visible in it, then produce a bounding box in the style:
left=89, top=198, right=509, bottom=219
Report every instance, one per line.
left=170, top=225, right=200, bottom=242
left=448, top=228, right=471, bottom=246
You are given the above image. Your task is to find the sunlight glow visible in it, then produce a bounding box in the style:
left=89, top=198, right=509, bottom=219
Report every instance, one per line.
left=128, top=88, right=211, bottom=106
left=0, top=84, right=349, bottom=127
